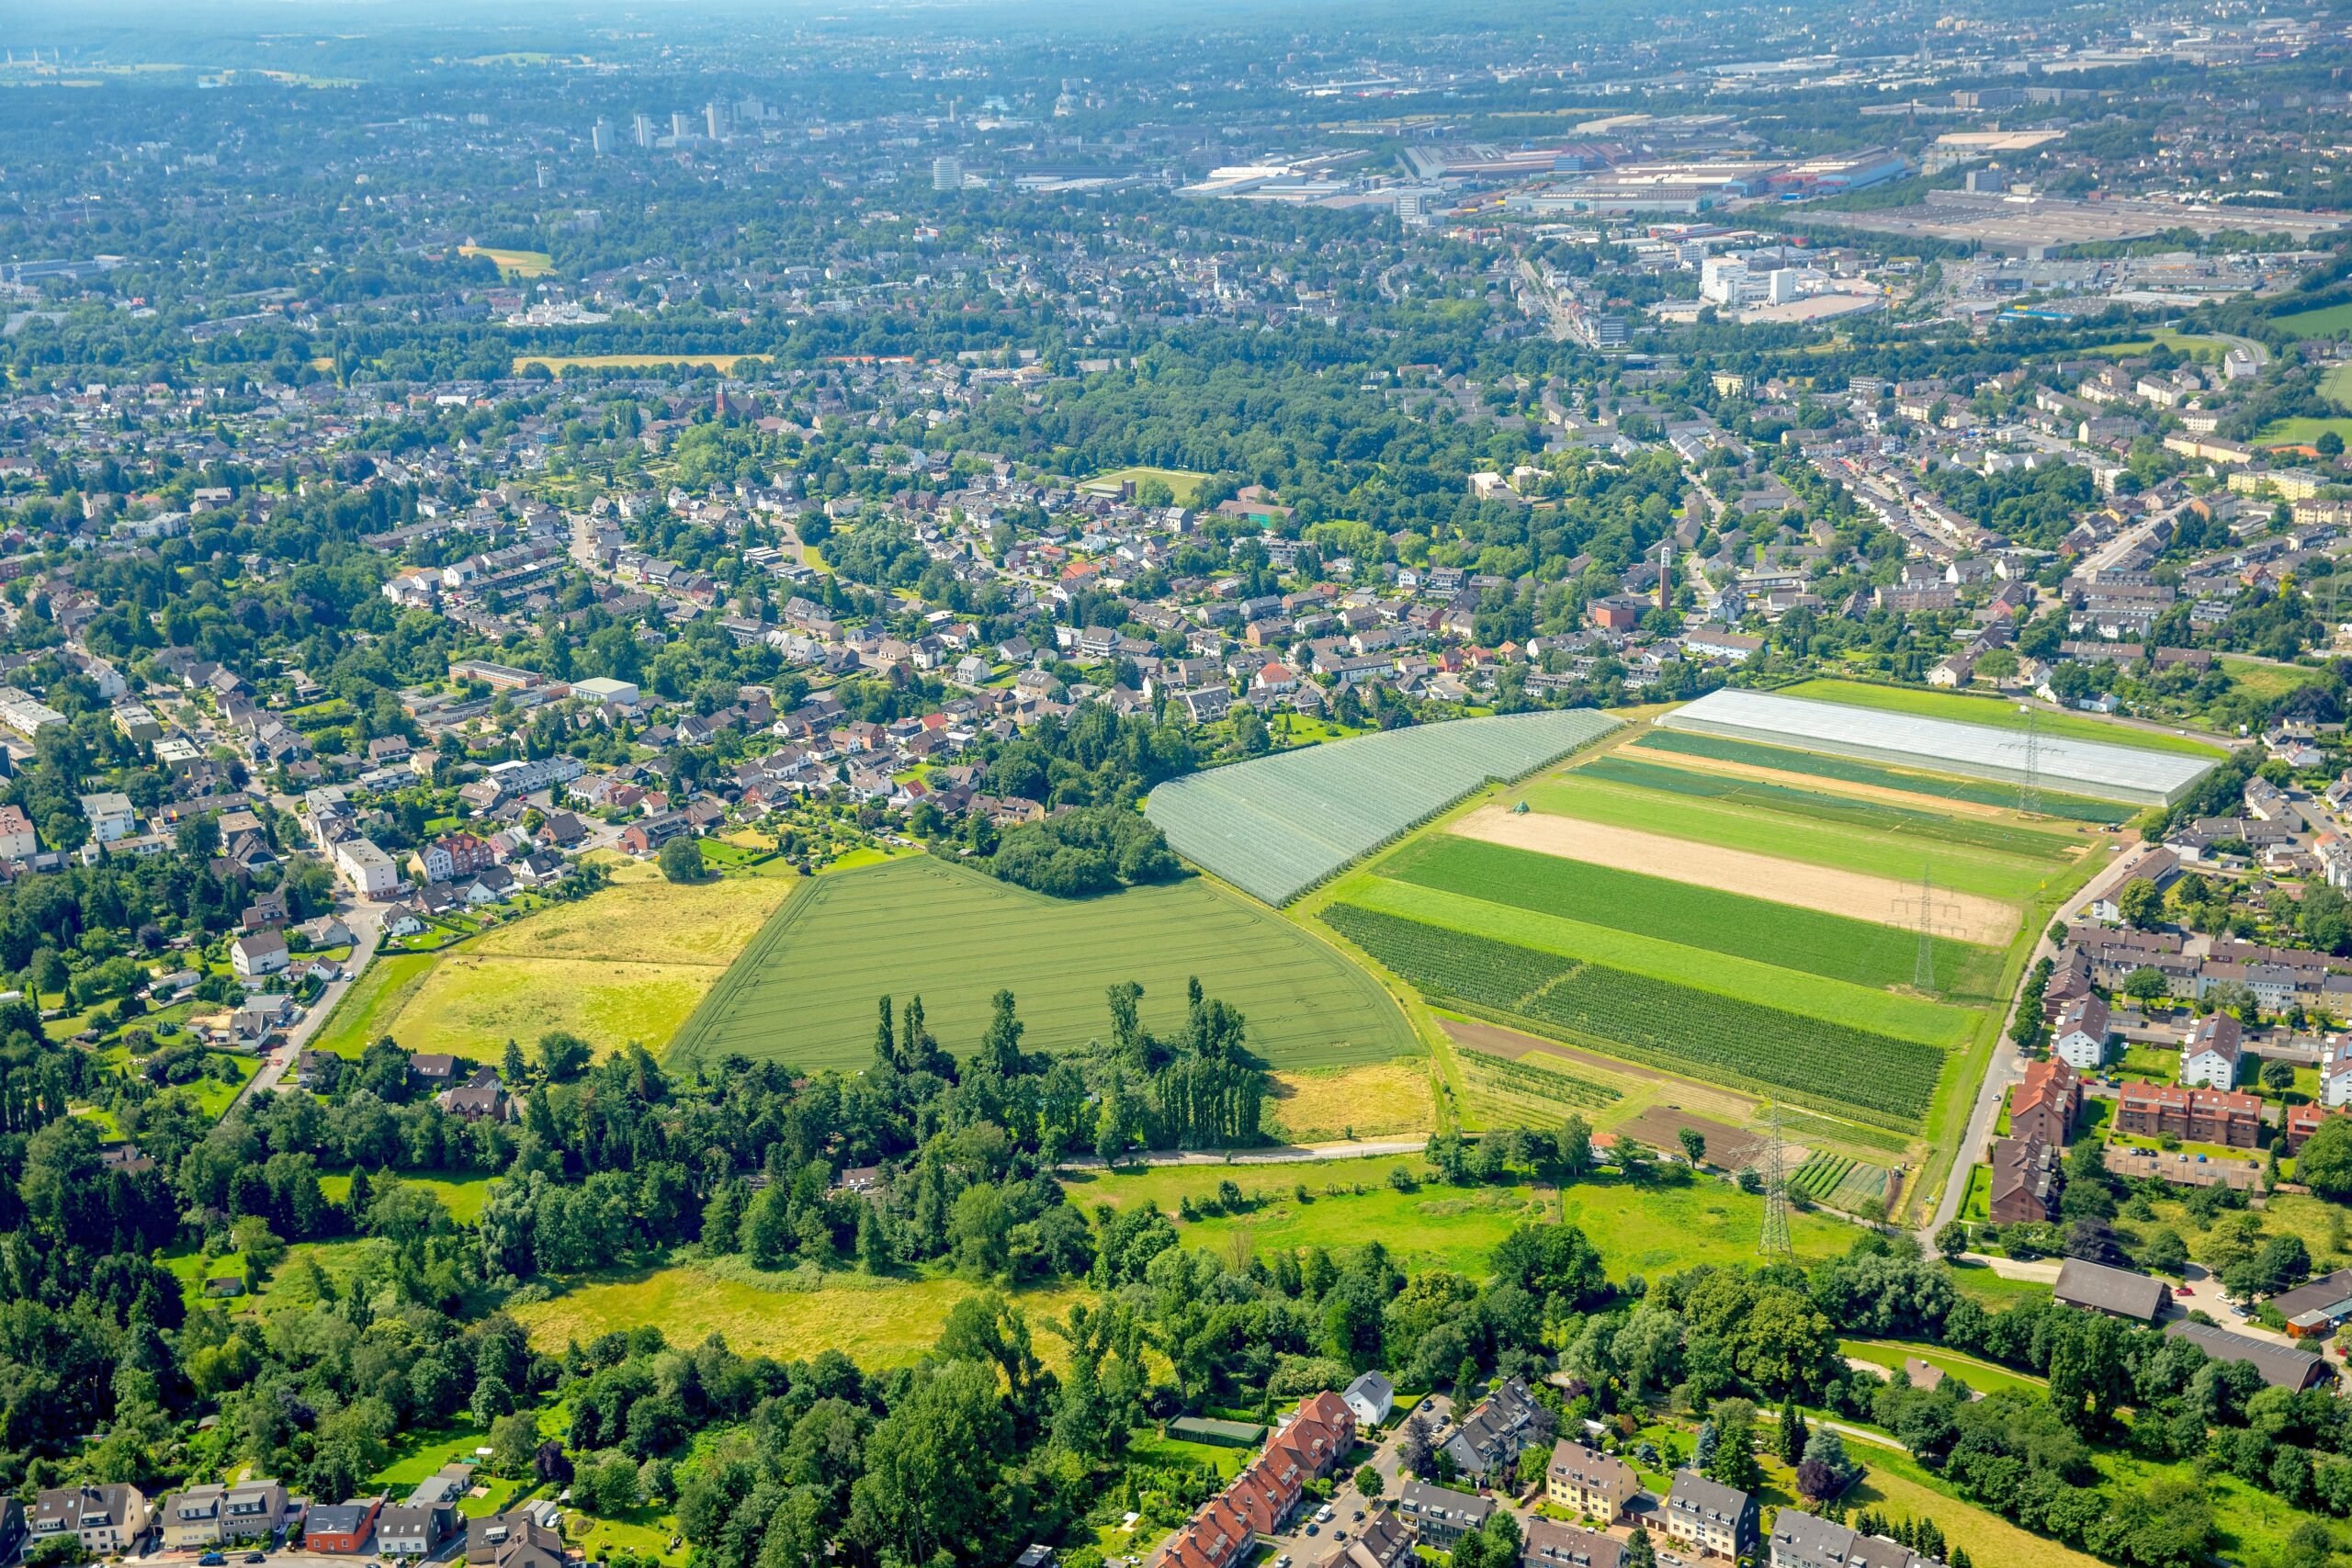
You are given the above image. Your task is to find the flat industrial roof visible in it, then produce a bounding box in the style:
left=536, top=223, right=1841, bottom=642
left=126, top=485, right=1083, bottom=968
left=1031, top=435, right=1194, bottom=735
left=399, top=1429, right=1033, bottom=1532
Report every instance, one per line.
left=1657, top=688, right=2220, bottom=806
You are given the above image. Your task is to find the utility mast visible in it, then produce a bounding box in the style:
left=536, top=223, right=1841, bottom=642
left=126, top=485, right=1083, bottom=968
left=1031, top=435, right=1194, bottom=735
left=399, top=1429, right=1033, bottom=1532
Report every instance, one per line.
left=1758, top=1101, right=1792, bottom=1263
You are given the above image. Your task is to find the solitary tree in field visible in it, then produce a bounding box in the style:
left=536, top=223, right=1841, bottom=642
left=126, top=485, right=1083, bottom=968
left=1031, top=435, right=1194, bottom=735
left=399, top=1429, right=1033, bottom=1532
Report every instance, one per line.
left=657, top=835, right=706, bottom=883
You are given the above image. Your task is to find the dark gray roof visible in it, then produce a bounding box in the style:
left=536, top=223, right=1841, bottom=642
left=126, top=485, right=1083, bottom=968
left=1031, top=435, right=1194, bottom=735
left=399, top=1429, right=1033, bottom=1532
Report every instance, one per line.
left=1664, top=1470, right=1751, bottom=1524
left=1520, top=1519, right=1623, bottom=1568
left=2165, top=1320, right=2330, bottom=1390
left=2053, top=1258, right=2170, bottom=1320
left=1397, top=1482, right=1492, bottom=1527
left=2270, top=1267, right=2352, bottom=1325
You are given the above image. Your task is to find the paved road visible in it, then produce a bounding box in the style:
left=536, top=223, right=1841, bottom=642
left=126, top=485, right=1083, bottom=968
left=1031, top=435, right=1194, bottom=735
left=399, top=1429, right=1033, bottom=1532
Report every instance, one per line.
left=1062, top=1138, right=1429, bottom=1173
left=1924, top=840, right=2154, bottom=1245
left=230, top=901, right=389, bottom=1111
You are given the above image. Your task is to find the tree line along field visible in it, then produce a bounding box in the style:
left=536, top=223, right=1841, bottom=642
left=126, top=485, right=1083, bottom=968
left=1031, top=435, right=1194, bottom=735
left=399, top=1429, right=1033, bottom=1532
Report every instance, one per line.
left=1630, top=729, right=2139, bottom=824
left=1772, top=677, right=2231, bottom=758
left=1319, top=903, right=1948, bottom=1130
left=1379, top=834, right=2010, bottom=1000
left=668, top=855, right=1418, bottom=1074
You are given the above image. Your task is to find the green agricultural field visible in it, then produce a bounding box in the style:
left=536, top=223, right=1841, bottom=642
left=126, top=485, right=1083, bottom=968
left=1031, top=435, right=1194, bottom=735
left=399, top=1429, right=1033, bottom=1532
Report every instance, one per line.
left=1380, top=836, right=2005, bottom=999
left=2275, top=299, right=2352, bottom=339
left=1631, top=729, right=2137, bottom=823
left=2217, top=655, right=2324, bottom=705
left=1067, top=1153, right=1859, bottom=1276
left=1578, top=755, right=2084, bottom=862
left=672, top=857, right=1417, bottom=1073
left=1775, top=678, right=2228, bottom=757
left=1340, top=874, right=1975, bottom=1045
left=1320, top=903, right=1947, bottom=1128
left=1523, top=772, right=2059, bottom=904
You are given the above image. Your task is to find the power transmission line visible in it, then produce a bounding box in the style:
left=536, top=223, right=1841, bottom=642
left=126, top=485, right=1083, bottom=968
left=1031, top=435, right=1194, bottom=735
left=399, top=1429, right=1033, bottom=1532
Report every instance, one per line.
left=2018, top=701, right=2041, bottom=816
left=1758, top=1101, right=1792, bottom=1264
left=1894, top=864, right=1961, bottom=998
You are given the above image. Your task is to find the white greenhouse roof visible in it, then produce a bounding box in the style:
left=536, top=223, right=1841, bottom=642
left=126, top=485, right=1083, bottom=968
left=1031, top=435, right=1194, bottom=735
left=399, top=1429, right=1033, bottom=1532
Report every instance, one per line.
left=1656, top=688, right=2219, bottom=807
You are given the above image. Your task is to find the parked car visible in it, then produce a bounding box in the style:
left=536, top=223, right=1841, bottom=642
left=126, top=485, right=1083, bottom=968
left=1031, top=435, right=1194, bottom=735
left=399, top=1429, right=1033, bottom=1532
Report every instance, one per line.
left=244, top=1553, right=266, bottom=1562
left=199, top=1554, right=227, bottom=1565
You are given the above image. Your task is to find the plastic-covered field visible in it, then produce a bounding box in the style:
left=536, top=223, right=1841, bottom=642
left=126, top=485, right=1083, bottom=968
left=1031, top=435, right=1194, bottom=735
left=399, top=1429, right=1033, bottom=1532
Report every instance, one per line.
left=1144, top=709, right=1621, bottom=905
left=1657, top=688, right=2217, bottom=806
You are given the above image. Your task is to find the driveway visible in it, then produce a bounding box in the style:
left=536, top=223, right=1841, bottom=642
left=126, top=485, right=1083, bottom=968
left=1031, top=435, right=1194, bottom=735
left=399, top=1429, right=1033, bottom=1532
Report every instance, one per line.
left=232, top=900, right=390, bottom=1110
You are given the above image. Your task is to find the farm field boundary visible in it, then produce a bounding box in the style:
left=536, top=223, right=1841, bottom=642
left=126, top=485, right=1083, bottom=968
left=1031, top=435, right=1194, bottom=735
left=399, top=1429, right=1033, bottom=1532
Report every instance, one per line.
left=1454, top=799, right=2022, bottom=943
left=1768, top=677, right=2229, bottom=758
left=1380, top=834, right=2007, bottom=999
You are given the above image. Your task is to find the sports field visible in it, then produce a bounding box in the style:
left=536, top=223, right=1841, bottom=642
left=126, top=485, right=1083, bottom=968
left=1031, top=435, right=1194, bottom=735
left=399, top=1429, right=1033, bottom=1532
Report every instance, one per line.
left=670, top=856, right=1418, bottom=1073
left=312, top=863, right=795, bottom=1061
left=461, top=245, right=556, bottom=276
left=1380, top=835, right=2008, bottom=999
left=1774, top=677, right=2228, bottom=757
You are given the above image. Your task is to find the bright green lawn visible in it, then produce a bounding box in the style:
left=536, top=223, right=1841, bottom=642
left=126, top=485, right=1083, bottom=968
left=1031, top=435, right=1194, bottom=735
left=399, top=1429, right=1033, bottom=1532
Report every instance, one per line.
left=1086, top=467, right=1213, bottom=505
left=2255, top=415, right=2352, bottom=447
left=2217, top=656, right=2324, bottom=705
left=311, top=952, right=439, bottom=1057
left=321, top=1169, right=496, bottom=1224
left=1524, top=773, right=2057, bottom=904
left=2274, top=299, right=2352, bottom=339
left=670, top=857, right=1418, bottom=1073
left=1840, top=1337, right=2047, bottom=1398
left=1340, top=874, right=1976, bottom=1046
left=1774, top=678, right=2229, bottom=757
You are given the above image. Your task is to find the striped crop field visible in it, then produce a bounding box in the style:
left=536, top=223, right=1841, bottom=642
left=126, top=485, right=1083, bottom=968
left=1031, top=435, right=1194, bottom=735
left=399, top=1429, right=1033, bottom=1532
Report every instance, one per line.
left=673, top=856, right=1417, bottom=1072
left=1630, top=729, right=2137, bottom=824
left=1576, top=755, right=2085, bottom=861
left=1521, top=771, right=2057, bottom=904
left=1320, top=903, right=1946, bottom=1129
left=1144, top=709, right=1619, bottom=904
left=1379, top=835, right=2008, bottom=1001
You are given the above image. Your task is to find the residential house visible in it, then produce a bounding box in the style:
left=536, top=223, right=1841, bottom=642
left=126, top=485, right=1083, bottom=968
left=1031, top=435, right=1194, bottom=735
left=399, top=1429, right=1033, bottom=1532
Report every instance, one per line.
left=2115, top=1081, right=2263, bottom=1148
left=1342, top=1371, right=1394, bottom=1427
left=2181, top=1012, right=2244, bottom=1089
left=376, top=1500, right=458, bottom=1560
left=2051, top=995, right=2109, bottom=1073
left=1520, top=1519, right=1625, bottom=1568
left=466, top=1507, right=567, bottom=1568
left=2052, top=1258, right=2173, bottom=1322
left=1441, top=1377, right=1544, bottom=1480
left=1543, top=1439, right=1638, bottom=1522
left=2270, top=1269, right=2352, bottom=1340
left=231, top=930, right=290, bottom=978
left=79, top=790, right=137, bottom=843
left=1395, top=1483, right=1492, bottom=1549
left=1660, top=1471, right=1758, bottom=1561
left=1770, top=1508, right=1946, bottom=1568
left=1988, top=1135, right=2062, bottom=1225
left=305, top=1499, right=381, bottom=1554
left=1317, top=1512, right=1416, bottom=1568
left=2287, top=1102, right=2352, bottom=1154
left=0, top=804, right=36, bottom=859
left=2009, top=1059, right=2080, bottom=1148
left=33, top=1484, right=150, bottom=1554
